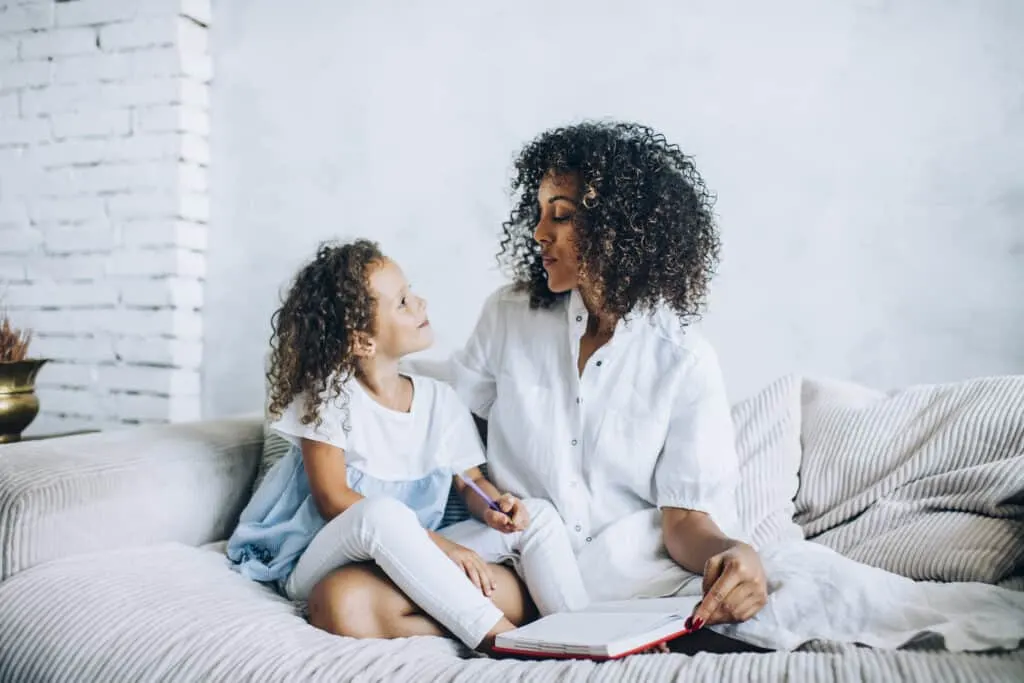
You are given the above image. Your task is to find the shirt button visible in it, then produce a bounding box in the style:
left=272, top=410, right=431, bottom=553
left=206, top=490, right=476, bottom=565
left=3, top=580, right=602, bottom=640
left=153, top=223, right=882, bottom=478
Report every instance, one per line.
left=571, top=439, right=578, bottom=446
left=576, top=397, right=581, bottom=404
left=575, top=524, right=582, bottom=532
left=595, top=360, right=603, bottom=367
left=586, top=537, right=593, bottom=543
left=576, top=315, right=583, bottom=322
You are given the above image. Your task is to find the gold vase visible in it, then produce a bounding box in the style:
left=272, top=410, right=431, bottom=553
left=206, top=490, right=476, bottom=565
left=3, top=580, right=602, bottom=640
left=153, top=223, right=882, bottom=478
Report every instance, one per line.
left=0, top=359, right=49, bottom=444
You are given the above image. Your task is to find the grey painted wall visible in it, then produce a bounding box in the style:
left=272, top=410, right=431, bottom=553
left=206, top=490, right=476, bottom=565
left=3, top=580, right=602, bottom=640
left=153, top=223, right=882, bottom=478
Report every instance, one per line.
left=204, top=0, right=1024, bottom=417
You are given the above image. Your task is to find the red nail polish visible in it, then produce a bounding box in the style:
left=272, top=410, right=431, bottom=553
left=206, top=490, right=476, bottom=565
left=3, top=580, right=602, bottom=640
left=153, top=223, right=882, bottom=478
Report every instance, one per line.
left=684, top=617, right=694, bottom=630
left=694, top=618, right=705, bottom=630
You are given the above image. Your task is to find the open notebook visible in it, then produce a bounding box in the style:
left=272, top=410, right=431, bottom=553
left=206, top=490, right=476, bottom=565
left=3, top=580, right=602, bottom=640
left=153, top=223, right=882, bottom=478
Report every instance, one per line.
left=492, top=610, right=694, bottom=660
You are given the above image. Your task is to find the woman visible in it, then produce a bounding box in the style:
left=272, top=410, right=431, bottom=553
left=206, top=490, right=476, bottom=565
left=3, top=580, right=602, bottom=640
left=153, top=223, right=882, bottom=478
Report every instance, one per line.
left=306, top=121, right=767, bottom=640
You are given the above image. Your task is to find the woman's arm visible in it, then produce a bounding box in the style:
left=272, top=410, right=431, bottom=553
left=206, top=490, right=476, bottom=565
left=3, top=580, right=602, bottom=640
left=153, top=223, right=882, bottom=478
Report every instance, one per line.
left=663, top=507, right=766, bottom=626
left=300, top=438, right=364, bottom=520
left=654, top=341, right=767, bottom=626
left=661, top=507, right=737, bottom=573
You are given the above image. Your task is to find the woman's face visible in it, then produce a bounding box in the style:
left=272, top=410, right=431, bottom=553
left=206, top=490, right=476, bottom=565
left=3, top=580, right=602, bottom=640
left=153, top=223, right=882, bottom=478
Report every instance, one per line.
left=533, top=171, right=582, bottom=293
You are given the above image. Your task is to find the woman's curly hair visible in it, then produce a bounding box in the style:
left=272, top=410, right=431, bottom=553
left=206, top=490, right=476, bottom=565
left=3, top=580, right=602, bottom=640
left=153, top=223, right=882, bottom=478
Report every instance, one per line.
left=266, top=239, right=384, bottom=429
left=499, top=121, right=721, bottom=323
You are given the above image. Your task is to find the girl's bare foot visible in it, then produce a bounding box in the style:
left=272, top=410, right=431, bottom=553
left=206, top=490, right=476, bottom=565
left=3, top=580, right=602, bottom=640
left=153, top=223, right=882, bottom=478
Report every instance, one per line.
left=475, top=617, right=517, bottom=655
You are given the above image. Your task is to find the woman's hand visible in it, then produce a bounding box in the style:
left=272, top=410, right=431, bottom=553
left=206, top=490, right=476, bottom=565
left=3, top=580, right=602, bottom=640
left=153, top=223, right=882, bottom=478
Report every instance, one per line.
left=484, top=494, right=529, bottom=533
left=435, top=536, right=497, bottom=597
left=690, top=542, right=767, bottom=627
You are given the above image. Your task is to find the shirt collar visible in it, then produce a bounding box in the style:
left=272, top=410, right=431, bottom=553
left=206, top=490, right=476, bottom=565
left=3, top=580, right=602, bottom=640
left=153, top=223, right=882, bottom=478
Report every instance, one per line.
left=566, top=289, right=635, bottom=339
left=567, top=289, right=588, bottom=332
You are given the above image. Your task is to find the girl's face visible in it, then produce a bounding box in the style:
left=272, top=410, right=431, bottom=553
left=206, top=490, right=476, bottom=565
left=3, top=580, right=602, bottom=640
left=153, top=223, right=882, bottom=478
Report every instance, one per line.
left=366, top=259, right=433, bottom=358
left=533, top=171, right=582, bottom=293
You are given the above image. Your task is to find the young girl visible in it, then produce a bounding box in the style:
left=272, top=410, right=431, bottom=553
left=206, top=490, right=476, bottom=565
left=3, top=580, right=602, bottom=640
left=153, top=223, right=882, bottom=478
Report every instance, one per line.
left=226, top=239, right=588, bottom=651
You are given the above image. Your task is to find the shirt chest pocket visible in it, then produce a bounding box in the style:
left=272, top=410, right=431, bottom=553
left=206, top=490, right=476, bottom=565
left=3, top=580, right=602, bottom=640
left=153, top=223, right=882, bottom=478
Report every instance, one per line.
left=492, top=379, right=561, bottom=463
left=594, top=404, right=669, bottom=495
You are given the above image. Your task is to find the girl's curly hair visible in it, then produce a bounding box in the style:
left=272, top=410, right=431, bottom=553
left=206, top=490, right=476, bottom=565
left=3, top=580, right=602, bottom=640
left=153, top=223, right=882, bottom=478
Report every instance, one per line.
left=499, top=121, right=721, bottom=323
left=266, top=239, right=384, bottom=429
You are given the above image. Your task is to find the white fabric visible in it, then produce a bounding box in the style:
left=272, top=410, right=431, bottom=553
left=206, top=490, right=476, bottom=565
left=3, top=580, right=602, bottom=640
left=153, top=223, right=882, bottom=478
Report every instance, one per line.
left=270, top=374, right=484, bottom=480
left=450, top=285, right=743, bottom=555
left=588, top=540, right=1024, bottom=653
left=283, top=495, right=587, bottom=647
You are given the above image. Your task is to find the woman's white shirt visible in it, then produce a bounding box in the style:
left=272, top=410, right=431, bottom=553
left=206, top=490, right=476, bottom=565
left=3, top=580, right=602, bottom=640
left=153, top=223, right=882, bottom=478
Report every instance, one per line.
left=451, top=285, right=742, bottom=554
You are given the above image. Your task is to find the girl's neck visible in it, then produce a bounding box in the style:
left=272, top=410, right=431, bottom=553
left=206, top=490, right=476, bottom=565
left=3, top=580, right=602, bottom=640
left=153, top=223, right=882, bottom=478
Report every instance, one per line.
left=355, top=356, right=408, bottom=405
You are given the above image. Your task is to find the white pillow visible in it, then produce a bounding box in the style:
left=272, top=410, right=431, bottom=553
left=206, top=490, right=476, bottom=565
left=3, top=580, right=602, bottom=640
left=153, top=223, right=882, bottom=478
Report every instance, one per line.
left=729, top=374, right=805, bottom=549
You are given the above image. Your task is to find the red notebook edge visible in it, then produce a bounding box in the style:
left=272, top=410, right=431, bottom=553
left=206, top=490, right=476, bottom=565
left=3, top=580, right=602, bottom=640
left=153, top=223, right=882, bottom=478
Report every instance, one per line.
left=490, top=624, right=695, bottom=661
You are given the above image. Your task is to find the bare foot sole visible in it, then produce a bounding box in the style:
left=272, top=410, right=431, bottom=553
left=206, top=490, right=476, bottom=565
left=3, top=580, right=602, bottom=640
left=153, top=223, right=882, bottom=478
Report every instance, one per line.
left=636, top=642, right=671, bottom=655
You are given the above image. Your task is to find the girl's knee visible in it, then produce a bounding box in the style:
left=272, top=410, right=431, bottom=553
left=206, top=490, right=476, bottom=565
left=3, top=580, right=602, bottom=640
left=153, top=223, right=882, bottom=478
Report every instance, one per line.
left=349, top=496, right=419, bottom=532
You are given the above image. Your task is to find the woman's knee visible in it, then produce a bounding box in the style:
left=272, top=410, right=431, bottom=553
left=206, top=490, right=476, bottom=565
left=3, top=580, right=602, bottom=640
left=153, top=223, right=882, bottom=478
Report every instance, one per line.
left=307, top=566, right=390, bottom=638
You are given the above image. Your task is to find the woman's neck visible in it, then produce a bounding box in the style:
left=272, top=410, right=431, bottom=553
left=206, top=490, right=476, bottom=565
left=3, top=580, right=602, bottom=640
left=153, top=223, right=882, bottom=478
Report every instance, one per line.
left=578, top=285, right=618, bottom=337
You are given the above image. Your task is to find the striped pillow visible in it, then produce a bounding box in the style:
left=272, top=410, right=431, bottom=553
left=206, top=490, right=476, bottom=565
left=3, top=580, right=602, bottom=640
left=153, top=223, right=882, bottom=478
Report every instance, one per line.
left=796, top=375, right=1024, bottom=584
left=730, top=374, right=805, bottom=549
left=253, top=430, right=291, bottom=492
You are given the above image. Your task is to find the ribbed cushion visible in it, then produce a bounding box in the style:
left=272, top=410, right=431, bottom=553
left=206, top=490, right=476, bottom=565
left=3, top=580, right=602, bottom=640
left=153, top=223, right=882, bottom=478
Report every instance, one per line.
left=0, top=543, right=1020, bottom=682
left=730, top=374, right=805, bottom=548
left=0, top=418, right=263, bottom=581
left=254, top=430, right=292, bottom=491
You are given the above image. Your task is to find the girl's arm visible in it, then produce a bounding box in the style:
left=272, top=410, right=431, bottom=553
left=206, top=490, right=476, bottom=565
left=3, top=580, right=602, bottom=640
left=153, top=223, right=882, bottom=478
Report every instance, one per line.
left=454, top=466, right=527, bottom=532
left=453, top=466, right=502, bottom=521
left=300, top=437, right=364, bottom=520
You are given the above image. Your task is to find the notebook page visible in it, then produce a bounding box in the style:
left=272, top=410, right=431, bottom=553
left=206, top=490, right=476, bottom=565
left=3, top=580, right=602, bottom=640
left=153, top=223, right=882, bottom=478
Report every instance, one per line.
left=496, top=611, right=685, bottom=651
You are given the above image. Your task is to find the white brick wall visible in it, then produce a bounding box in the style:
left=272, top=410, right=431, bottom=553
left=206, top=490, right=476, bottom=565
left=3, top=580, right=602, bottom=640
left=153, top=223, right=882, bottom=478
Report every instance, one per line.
left=0, top=0, right=211, bottom=434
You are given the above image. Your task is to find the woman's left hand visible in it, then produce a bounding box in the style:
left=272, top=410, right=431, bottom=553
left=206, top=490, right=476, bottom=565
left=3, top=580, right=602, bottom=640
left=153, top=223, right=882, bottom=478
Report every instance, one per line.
left=691, top=542, right=767, bottom=627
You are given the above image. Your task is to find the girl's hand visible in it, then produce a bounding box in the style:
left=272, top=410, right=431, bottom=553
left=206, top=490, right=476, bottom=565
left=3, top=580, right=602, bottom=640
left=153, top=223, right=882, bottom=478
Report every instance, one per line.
left=442, top=541, right=497, bottom=596
left=690, top=542, right=767, bottom=627
left=484, top=494, right=529, bottom=533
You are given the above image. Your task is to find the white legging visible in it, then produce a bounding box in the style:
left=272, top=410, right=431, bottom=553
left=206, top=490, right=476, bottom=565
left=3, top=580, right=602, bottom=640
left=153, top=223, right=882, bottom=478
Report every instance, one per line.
left=284, top=496, right=589, bottom=648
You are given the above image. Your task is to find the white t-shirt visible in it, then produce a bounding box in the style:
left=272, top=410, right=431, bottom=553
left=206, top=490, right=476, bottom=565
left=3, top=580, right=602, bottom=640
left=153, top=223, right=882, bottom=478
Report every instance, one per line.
left=451, top=285, right=742, bottom=554
left=270, top=374, right=485, bottom=482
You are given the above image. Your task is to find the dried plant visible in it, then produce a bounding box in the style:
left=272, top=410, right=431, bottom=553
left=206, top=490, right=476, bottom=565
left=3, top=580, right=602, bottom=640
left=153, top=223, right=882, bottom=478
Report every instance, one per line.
left=0, top=312, right=32, bottom=362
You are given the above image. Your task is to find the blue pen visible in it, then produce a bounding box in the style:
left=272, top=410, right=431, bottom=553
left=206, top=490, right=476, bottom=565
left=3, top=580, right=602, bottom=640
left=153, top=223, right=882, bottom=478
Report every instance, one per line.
left=456, top=471, right=505, bottom=514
